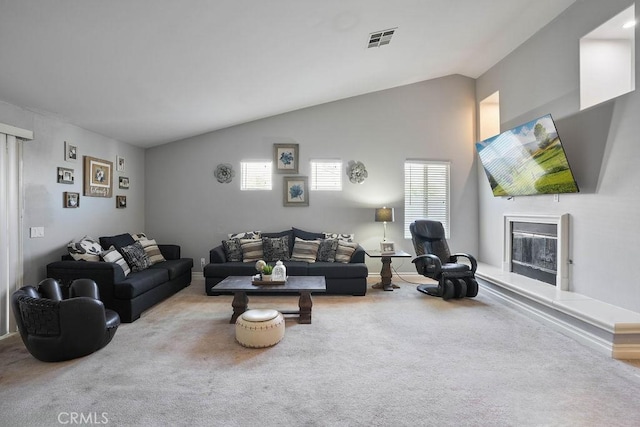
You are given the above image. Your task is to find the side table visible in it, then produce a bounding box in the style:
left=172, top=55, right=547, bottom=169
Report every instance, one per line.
left=365, top=249, right=412, bottom=291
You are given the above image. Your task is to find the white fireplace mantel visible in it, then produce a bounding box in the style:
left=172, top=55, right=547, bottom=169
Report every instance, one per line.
left=503, top=213, right=569, bottom=291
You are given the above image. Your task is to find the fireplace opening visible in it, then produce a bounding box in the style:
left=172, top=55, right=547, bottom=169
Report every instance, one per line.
left=511, top=221, right=557, bottom=285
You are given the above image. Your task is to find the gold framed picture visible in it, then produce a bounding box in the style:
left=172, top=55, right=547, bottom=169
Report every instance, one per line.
left=83, top=156, right=113, bottom=198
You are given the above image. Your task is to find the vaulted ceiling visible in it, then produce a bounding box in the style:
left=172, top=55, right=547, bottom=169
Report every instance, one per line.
left=0, top=0, right=576, bottom=147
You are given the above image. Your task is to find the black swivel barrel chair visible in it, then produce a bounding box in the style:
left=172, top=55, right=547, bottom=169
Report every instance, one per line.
left=409, top=219, right=479, bottom=300
left=11, top=278, right=120, bottom=362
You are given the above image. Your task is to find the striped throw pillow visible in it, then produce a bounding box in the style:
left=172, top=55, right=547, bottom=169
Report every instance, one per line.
left=101, top=246, right=131, bottom=276
left=335, top=240, right=359, bottom=263
left=290, top=238, right=321, bottom=263
left=139, top=238, right=166, bottom=265
left=241, top=239, right=264, bottom=263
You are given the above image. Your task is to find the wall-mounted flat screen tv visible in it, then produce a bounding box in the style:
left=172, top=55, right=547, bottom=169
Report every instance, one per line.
left=475, top=114, right=579, bottom=197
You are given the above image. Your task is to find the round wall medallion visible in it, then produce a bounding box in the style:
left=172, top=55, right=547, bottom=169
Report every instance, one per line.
left=347, top=160, right=368, bottom=184
left=214, top=163, right=235, bottom=183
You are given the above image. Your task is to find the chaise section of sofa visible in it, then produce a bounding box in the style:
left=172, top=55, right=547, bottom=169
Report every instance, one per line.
left=47, top=233, right=193, bottom=322
left=204, top=228, right=368, bottom=296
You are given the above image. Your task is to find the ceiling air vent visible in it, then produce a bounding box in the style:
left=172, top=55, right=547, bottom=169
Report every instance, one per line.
left=368, top=28, right=396, bottom=48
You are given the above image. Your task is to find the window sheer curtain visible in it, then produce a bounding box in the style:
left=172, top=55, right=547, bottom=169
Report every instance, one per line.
left=1, top=124, right=30, bottom=337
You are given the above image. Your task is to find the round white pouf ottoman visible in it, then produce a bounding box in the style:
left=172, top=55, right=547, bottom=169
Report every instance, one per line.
left=235, top=309, right=285, bottom=348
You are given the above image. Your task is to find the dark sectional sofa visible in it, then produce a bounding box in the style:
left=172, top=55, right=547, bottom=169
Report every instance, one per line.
left=204, top=228, right=368, bottom=296
left=46, top=233, right=193, bottom=323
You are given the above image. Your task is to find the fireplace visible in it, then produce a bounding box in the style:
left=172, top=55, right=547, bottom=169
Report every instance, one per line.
left=503, top=214, right=569, bottom=290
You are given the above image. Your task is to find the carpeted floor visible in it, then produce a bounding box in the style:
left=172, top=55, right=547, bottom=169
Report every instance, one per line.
left=2, top=276, right=640, bottom=426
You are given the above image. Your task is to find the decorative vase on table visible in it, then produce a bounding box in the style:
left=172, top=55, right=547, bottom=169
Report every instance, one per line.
left=272, top=260, right=287, bottom=282
left=261, top=274, right=272, bottom=281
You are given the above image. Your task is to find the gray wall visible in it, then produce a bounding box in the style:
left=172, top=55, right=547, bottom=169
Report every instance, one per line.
left=476, top=0, right=640, bottom=311
left=145, top=75, right=479, bottom=274
left=0, top=100, right=145, bottom=287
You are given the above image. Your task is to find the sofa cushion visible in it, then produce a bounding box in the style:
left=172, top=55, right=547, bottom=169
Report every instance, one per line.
left=139, top=239, right=166, bottom=265
left=262, top=236, right=290, bottom=262
left=67, top=236, right=102, bottom=261
left=101, top=246, right=131, bottom=276
left=317, top=239, right=339, bottom=262
left=100, top=233, right=135, bottom=251
left=205, top=262, right=258, bottom=277
left=222, top=238, right=243, bottom=262
left=290, top=238, right=320, bottom=263
left=120, top=241, right=151, bottom=272
left=114, top=268, right=169, bottom=299
left=307, top=262, right=369, bottom=278
left=241, top=239, right=264, bottom=263
left=335, top=240, right=359, bottom=263
left=149, top=258, right=193, bottom=280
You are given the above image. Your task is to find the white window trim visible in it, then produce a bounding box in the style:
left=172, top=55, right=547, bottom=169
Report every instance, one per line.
left=310, top=159, right=342, bottom=191
left=404, top=160, right=450, bottom=239
left=240, top=161, right=272, bottom=191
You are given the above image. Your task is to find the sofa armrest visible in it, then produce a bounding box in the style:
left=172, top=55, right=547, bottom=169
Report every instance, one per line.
left=46, top=260, right=125, bottom=301
left=210, top=245, right=227, bottom=263
left=351, top=245, right=366, bottom=263
left=159, top=244, right=181, bottom=260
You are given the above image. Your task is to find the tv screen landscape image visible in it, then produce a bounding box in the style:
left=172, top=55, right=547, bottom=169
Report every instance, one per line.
left=475, top=114, right=579, bottom=197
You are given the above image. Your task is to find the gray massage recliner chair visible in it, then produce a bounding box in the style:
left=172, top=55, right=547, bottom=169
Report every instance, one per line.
left=409, top=219, right=479, bottom=300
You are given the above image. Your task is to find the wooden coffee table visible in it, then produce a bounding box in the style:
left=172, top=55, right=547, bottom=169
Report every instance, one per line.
left=213, top=276, right=326, bottom=324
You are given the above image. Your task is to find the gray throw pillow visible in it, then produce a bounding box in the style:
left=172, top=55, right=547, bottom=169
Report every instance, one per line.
left=316, top=239, right=339, bottom=262
left=222, top=238, right=243, bottom=262
left=120, top=241, right=151, bottom=272
left=262, top=236, right=290, bottom=262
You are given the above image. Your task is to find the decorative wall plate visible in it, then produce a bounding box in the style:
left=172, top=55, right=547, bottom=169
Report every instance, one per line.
left=215, top=163, right=235, bottom=183
left=347, top=160, right=368, bottom=184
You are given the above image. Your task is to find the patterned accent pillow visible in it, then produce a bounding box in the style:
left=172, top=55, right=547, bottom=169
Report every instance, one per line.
left=131, top=232, right=148, bottom=241
left=323, top=232, right=355, bottom=242
left=240, top=239, right=264, bottom=263
left=139, top=239, right=166, bottom=265
left=316, top=239, right=339, bottom=262
left=335, top=240, right=359, bottom=263
left=67, top=236, right=103, bottom=261
left=119, top=241, right=151, bottom=272
left=101, top=246, right=131, bottom=276
left=229, top=231, right=261, bottom=240
left=222, top=238, right=243, bottom=262
left=262, top=236, right=290, bottom=262
left=290, top=238, right=321, bottom=263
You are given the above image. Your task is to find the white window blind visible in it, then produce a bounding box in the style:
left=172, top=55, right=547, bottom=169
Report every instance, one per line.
left=240, top=161, right=272, bottom=190
left=310, top=159, right=342, bottom=191
left=404, top=160, right=450, bottom=239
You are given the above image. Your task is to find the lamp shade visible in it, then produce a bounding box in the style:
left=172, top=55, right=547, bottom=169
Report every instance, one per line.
left=375, top=207, right=394, bottom=222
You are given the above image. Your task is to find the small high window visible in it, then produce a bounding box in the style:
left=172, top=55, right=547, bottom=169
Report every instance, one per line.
left=310, top=159, right=342, bottom=191
left=240, top=161, right=272, bottom=190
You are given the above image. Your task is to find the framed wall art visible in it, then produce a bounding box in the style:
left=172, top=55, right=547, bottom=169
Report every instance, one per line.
left=274, top=143, right=299, bottom=174
left=283, top=176, right=309, bottom=207
left=64, top=192, right=79, bottom=208
left=119, top=176, right=130, bottom=189
left=116, top=155, right=126, bottom=172
left=65, top=141, right=77, bottom=162
left=116, top=195, right=127, bottom=208
left=57, top=167, right=75, bottom=184
left=83, top=156, right=113, bottom=197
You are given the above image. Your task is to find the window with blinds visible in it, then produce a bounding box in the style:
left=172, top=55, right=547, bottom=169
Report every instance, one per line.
left=404, top=160, right=450, bottom=238
left=240, top=161, right=272, bottom=190
left=310, top=159, right=342, bottom=191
